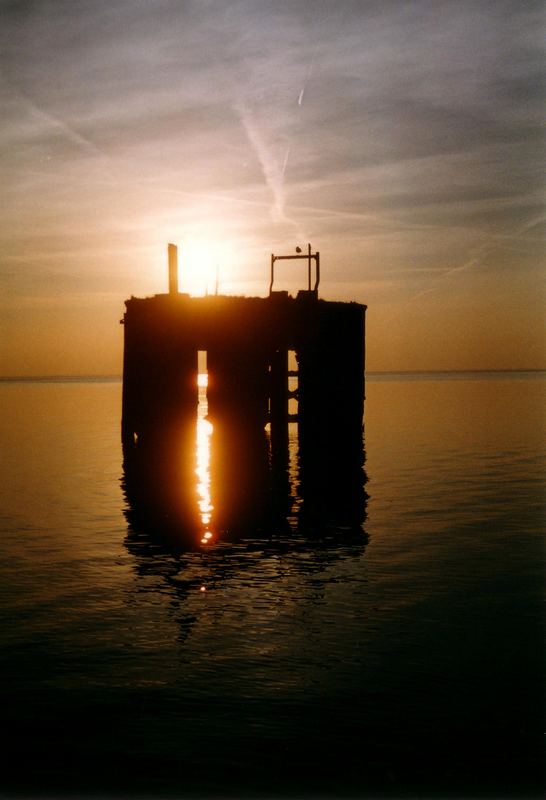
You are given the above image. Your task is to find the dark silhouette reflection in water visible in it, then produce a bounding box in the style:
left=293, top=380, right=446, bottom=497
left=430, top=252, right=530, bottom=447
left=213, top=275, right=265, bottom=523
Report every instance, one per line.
left=123, top=425, right=368, bottom=537
left=123, top=394, right=368, bottom=583
left=123, top=375, right=368, bottom=659
left=123, top=381, right=368, bottom=545
left=123, top=410, right=368, bottom=653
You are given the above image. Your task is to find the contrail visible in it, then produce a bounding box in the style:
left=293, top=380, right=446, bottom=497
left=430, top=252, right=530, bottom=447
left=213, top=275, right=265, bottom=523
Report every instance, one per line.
left=1, top=70, right=104, bottom=158
left=281, top=147, right=290, bottom=178
left=25, top=101, right=103, bottom=156
left=233, top=45, right=318, bottom=238
left=515, top=212, right=546, bottom=235
left=236, top=101, right=285, bottom=221
left=297, top=44, right=318, bottom=108
left=409, top=243, right=490, bottom=302
left=236, top=100, right=305, bottom=237
left=409, top=211, right=543, bottom=303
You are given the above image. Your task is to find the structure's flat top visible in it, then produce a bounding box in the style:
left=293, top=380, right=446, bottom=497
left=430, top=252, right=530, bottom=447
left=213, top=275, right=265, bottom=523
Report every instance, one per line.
left=122, top=292, right=366, bottom=347
left=125, top=292, right=366, bottom=310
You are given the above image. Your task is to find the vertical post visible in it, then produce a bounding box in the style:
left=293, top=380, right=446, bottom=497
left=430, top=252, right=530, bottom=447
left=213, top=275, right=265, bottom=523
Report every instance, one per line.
left=307, top=243, right=311, bottom=291
left=168, top=243, right=178, bottom=295
left=269, top=254, right=274, bottom=295
left=121, top=297, right=199, bottom=527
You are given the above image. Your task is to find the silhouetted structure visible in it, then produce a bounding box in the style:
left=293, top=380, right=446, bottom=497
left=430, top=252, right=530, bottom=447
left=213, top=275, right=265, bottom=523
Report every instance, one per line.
left=121, top=245, right=366, bottom=534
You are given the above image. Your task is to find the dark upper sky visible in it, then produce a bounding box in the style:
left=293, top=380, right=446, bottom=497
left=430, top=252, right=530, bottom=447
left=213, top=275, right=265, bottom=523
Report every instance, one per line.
left=1, top=0, right=544, bottom=373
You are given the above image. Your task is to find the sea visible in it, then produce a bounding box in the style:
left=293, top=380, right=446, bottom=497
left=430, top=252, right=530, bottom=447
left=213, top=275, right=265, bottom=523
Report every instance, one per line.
left=0, top=371, right=544, bottom=799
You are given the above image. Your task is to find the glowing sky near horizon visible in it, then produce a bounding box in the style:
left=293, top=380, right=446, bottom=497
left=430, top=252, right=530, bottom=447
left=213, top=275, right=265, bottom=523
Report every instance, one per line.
left=0, top=0, right=544, bottom=374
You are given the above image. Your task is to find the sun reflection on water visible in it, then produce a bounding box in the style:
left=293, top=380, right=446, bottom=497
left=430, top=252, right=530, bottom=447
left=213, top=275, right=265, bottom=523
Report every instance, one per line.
left=196, top=381, right=214, bottom=545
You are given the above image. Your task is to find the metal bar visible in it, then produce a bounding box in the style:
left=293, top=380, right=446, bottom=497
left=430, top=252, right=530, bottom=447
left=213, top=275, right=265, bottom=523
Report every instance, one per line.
left=270, top=249, right=319, bottom=294
left=272, top=254, right=318, bottom=261
left=269, top=253, right=274, bottom=294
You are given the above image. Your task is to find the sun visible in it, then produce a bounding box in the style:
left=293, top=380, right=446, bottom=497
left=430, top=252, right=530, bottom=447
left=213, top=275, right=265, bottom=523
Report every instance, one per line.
left=173, top=236, right=235, bottom=297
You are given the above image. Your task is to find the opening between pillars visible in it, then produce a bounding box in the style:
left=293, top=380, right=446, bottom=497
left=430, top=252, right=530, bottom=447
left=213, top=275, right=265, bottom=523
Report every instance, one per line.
left=197, top=350, right=207, bottom=385
left=196, top=350, right=213, bottom=543
left=197, top=350, right=208, bottom=412
left=288, top=350, right=298, bottom=421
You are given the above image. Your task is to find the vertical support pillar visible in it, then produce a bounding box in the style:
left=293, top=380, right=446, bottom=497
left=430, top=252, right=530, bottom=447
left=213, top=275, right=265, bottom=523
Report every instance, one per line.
left=296, top=301, right=366, bottom=527
left=121, top=308, right=136, bottom=453
left=121, top=298, right=199, bottom=530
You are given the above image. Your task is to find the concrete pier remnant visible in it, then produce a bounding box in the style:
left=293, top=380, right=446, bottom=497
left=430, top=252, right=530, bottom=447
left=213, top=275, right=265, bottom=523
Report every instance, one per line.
left=121, top=245, right=366, bottom=532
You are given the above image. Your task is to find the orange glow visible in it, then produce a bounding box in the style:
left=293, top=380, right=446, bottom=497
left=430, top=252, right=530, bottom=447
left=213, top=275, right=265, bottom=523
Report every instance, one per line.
left=196, top=417, right=213, bottom=517
left=196, top=377, right=214, bottom=545
left=168, top=236, right=236, bottom=297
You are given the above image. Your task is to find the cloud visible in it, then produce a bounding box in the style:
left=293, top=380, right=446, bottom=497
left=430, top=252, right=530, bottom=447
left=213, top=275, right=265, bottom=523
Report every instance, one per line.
left=0, top=1, right=543, bottom=299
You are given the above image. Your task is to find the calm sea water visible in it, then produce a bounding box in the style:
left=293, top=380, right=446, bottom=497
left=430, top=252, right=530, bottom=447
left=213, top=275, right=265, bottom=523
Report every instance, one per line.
left=0, top=372, right=544, bottom=799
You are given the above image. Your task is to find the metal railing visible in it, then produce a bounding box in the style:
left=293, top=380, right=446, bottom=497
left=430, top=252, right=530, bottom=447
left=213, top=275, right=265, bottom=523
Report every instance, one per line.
left=269, top=244, right=320, bottom=295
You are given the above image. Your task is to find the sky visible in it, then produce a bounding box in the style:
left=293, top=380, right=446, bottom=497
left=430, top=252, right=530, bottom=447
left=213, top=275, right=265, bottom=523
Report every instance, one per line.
left=0, top=0, right=544, bottom=375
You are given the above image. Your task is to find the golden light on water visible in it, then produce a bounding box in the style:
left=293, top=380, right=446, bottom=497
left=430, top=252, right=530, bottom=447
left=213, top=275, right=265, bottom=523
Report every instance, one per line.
left=196, top=383, right=214, bottom=545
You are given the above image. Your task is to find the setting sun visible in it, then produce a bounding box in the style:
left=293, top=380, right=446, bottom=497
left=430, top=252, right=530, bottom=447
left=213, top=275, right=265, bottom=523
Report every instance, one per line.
left=170, top=236, right=237, bottom=297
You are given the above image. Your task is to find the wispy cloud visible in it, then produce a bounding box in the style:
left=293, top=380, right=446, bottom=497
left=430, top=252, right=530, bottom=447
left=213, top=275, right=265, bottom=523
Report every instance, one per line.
left=0, top=1, right=543, bottom=308
left=235, top=101, right=293, bottom=226
left=409, top=205, right=546, bottom=302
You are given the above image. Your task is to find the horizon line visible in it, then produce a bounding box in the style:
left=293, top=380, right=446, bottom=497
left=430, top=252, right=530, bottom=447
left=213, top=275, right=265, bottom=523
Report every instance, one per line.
left=1, top=367, right=545, bottom=383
